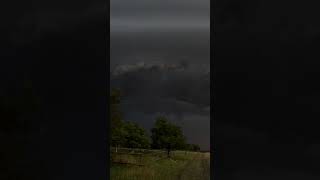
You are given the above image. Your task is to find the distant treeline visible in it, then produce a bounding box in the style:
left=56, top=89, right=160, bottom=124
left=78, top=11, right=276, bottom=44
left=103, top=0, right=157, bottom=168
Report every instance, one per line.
left=110, top=88, right=200, bottom=157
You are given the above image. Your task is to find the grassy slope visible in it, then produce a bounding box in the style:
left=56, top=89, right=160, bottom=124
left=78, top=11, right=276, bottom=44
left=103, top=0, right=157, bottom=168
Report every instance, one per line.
left=111, top=150, right=210, bottom=180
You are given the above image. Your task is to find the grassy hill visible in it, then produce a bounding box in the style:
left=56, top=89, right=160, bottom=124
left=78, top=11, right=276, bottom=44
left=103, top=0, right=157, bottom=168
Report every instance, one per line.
left=110, top=148, right=210, bottom=180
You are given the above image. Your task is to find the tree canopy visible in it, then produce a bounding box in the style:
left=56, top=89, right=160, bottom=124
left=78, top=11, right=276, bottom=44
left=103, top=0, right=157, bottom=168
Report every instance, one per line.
left=151, top=116, right=186, bottom=157
left=123, top=121, right=150, bottom=149
left=110, top=88, right=201, bottom=153
left=110, top=88, right=150, bottom=149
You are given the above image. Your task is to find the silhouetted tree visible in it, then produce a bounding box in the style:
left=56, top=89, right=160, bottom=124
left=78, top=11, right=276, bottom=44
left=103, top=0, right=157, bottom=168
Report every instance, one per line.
left=110, top=89, right=151, bottom=150
left=123, top=121, right=150, bottom=149
left=151, top=116, right=186, bottom=158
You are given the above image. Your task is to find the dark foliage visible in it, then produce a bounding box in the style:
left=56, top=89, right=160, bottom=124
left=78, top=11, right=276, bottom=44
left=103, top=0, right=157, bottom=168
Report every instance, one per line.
left=151, top=116, right=187, bottom=157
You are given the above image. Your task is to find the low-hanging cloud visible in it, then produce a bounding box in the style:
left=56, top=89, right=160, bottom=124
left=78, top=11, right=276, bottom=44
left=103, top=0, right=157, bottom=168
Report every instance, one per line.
left=111, top=62, right=210, bottom=109
left=111, top=61, right=188, bottom=76
left=111, top=62, right=210, bottom=150
left=110, top=0, right=210, bottom=150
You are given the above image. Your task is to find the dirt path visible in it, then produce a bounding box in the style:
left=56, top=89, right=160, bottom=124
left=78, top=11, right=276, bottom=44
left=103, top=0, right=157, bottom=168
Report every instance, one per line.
left=179, top=153, right=210, bottom=180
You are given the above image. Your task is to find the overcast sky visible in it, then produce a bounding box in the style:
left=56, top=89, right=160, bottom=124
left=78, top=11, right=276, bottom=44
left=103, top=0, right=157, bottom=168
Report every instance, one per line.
left=110, top=0, right=210, bottom=150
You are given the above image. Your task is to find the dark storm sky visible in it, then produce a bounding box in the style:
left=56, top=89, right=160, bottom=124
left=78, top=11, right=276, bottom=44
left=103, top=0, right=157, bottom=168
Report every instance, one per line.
left=110, top=0, right=210, bottom=150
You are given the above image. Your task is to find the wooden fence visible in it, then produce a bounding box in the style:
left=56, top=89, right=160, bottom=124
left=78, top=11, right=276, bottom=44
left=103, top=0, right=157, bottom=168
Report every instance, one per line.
left=110, top=147, right=167, bottom=166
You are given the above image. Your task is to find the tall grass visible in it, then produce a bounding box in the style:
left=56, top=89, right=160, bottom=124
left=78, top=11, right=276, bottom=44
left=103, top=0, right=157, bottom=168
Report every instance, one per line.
left=110, top=149, right=210, bottom=180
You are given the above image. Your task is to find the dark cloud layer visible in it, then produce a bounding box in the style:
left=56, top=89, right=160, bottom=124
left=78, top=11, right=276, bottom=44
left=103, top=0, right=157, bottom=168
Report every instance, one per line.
left=111, top=0, right=210, bottom=150
left=111, top=62, right=209, bottom=109
left=111, top=62, right=210, bottom=149
left=110, top=31, right=210, bottom=70
left=111, top=0, right=209, bottom=19
left=111, top=0, right=209, bottom=32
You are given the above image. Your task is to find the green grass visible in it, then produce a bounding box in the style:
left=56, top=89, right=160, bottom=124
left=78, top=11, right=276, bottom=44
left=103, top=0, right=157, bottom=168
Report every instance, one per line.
left=110, top=149, right=210, bottom=180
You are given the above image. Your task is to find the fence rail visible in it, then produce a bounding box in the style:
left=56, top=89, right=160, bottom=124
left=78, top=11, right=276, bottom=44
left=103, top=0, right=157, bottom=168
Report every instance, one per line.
left=110, top=147, right=169, bottom=155
left=110, top=147, right=168, bottom=166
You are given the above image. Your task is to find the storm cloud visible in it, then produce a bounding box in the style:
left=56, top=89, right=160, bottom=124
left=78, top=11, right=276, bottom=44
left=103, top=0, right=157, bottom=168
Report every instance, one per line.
left=111, top=61, right=210, bottom=149
left=111, top=62, right=209, bottom=109
left=111, top=0, right=209, bottom=22
left=110, top=0, right=210, bottom=149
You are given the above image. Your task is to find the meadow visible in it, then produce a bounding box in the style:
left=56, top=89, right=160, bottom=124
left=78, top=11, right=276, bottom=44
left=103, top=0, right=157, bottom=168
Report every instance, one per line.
left=110, top=148, right=210, bottom=180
